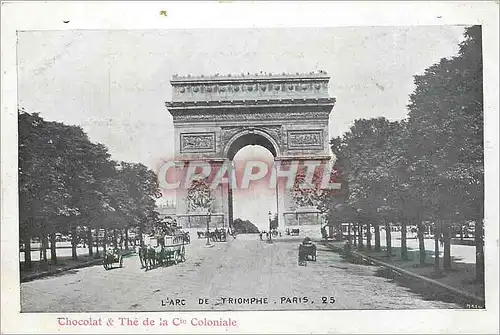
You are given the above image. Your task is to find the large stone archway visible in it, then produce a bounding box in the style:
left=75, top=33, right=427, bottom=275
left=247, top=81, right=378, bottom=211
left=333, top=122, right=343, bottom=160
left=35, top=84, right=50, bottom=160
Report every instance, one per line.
left=166, top=72, right=335, bottom=229
left=224, top=129, right=280, bottom=159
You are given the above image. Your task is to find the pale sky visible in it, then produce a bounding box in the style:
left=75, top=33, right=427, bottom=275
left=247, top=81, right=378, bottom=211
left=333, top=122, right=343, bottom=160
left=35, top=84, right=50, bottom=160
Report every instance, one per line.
left=17, top=26, right=466, bottom=227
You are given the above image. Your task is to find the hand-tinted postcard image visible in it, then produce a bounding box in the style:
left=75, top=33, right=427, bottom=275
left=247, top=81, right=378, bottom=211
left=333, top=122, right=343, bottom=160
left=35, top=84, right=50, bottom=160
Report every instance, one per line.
left=17, top=25, right=486, bottom=313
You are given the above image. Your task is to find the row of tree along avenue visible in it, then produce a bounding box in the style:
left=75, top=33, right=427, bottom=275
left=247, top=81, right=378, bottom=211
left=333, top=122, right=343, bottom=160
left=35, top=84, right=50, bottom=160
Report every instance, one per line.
left=324, top=26, right=484, bottom=281
left=19, top=110, right=161, bottom=269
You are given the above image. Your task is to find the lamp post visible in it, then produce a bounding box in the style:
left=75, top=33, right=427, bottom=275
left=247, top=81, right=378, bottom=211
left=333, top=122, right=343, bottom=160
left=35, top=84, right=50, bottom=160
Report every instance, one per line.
left=268, top=211, right=273, bottom=242
left=206, top=210, right=212, bottom=246
left=356, top=208, right=363, bottom=249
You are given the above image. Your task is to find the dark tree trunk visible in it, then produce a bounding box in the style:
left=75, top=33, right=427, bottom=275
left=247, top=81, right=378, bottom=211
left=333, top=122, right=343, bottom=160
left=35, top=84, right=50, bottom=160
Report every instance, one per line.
left=87, top=227, right=93, bottom=256
left=443, top=222, right=451, bottom=271
left=417, top=221, right=426, bottom=263
left=103, top=229, right=107, bottom=254
left=71, top=226, right=78, bottom=260
left=95, top=228, right=100, bottom=257
left=434, top=222, right=440, bottom=269
left=139, top=221, right=144, bottom=247
left=475, top=219, right=484, bottom=282
left=384, top=220, right=392, bottom=257
left=353, top=223, right=358, bottom=246
left=50, top=232, right=57, bottom=263
left=24, top=235, right=32, bottom=269
left=41, top=232, right=48, bottom=264
left=125, top=227, right=129, bottom=250
left=352, top=223, right=356, bottom=246
left=358, top=222, right=363, bottom=249
left=401, top=219, right=408, bottom=260
left=120, top=229, right=125, bottom=250
left=347, top=223, right=352, bottom=245
left=374, top=223, right=381, bottom=251
left=113, top=229, right=118, bottom=249
left=366, top=222, right=372, bottom=250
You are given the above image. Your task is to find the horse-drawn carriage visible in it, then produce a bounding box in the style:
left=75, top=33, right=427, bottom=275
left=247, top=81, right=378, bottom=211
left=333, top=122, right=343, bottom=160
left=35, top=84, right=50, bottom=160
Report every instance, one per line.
left=103, top=249, right=123, bottom=270
left=182, top=231, right=191, bottom=244
left=139, top=233, right=187, bottom=271
left=197, top=229, right=226, bottom=242
left=298, top=237, right=317, bottom=266
left=210, top=228, right=226, bottom=242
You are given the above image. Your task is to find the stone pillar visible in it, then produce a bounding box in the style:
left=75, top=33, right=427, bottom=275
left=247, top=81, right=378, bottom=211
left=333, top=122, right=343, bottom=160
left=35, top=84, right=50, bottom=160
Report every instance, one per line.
left=226, top=160, right=235, bottom=230
left=273, top=159, right=295, bottom=228
left=209, top=159, right=226, bottom=229
left=174, top=161, right=188, bottom=228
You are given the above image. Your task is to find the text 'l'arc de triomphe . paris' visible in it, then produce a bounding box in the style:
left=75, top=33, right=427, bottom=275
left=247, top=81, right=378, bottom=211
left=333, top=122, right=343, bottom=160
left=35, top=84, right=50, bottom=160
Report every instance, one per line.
left=165, top=72, right=336, bottom=230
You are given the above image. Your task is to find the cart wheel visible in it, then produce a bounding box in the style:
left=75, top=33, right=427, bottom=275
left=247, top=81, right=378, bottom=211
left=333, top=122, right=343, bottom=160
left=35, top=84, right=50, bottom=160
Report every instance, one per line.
left=180, top=246, right=186, bottom=262
left=173, top=251, right=179, bottom=265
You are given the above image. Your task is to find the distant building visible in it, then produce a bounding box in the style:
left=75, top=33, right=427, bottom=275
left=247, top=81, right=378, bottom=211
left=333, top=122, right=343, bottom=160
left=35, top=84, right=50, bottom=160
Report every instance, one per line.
left=156, top=199, right=176, bottom=221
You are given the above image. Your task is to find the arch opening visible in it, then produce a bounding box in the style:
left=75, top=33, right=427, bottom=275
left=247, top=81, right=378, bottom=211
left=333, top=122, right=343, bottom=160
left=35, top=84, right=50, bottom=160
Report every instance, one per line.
left=225, top=131, right=279, bottom=233
left=225, top=130, right=279, bottom=161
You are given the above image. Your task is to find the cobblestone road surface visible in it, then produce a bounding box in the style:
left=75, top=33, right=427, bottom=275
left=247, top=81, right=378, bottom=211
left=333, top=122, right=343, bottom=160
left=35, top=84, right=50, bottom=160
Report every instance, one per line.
left=21, top=231, right=460, bottom=312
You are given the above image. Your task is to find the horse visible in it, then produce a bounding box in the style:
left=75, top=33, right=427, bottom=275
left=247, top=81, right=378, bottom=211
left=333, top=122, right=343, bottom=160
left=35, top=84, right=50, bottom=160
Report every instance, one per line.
left=321, top=226, right=328, bottom=240
left=155, top=246, right=166, bottom=266
left=211, top=229, right=225, bottom=242
left=138, top=245, right=148, bottom=269
left=212, top=229, right=220, bottom=242
left=147, top=246, right=156, bottom=269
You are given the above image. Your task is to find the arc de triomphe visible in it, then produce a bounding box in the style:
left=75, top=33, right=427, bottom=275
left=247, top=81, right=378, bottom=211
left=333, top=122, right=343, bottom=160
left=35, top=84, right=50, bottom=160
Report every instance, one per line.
left=165, top=72, right=336, bottom=229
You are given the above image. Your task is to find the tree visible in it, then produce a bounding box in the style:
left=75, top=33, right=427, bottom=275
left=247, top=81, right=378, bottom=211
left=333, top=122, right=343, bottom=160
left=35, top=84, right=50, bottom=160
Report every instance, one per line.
left=328, top=136, right=354, bottom=242
left=117, top=162, right=162, bottom=247
left=407, top=26, right=484, bottom=277
left=19, top=109, right=163, bottom=270
left=52, top=123, right=115, bottom=260
left=19, top=110, right=78, bottom=267
left=233, top=218, right=259, bottom=234
left=333, top=118, right=403, bottom=254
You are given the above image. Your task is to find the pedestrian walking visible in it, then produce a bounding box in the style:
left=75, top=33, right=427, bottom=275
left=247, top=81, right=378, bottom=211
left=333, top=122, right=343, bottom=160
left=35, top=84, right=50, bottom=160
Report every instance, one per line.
left=343, top=240, right=352, bottom=259
left=321, top=226, right=328, bottom=240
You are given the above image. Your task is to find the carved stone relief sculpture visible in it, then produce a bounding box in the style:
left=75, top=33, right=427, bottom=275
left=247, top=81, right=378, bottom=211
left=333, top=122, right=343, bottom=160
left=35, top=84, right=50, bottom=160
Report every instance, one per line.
left=180, top=133, right=216, bottom=153
left=287, top=130, right=323, bottom=149
left=186, top=178, right=214, bottom=213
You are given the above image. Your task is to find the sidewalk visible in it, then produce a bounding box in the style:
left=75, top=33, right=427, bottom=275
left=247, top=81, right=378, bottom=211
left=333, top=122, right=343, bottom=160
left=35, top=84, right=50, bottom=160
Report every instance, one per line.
left=20, top=250, right=135, bottom=283
left=322, top=240, right=485, bottom=305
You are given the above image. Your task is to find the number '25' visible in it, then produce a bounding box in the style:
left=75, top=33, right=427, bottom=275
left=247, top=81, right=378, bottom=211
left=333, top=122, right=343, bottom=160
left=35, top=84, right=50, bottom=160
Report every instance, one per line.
left=322, top=297, right=336, bottom=304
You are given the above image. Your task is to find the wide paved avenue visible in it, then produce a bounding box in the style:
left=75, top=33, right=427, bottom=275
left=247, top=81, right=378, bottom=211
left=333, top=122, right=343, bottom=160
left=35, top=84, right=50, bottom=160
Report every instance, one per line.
left=21, top=232, right=459, bottom=312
